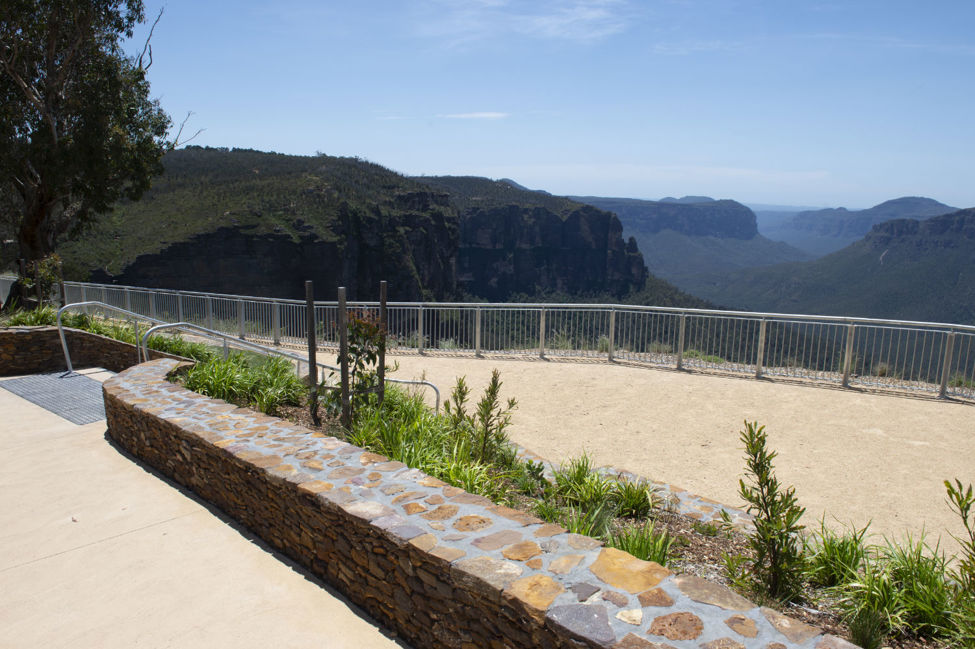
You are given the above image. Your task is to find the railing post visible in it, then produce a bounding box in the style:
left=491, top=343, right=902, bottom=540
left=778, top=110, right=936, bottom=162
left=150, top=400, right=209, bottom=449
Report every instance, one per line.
left=177, top=293, right=184, bottom=323
left=842, top=324, right=856, bottom=387
left=306, top=281, right=319, bottom=424
left=82, top=285, right=88, bottom=304
left=939, top=332, right=957, bottom=398
left=755, top=319, right=767, bottom=379
left=417, top=305, right=425, bottom=354
left=378, top=281, right=387, bottom=407
left=238, top=299, right=245, bottom=340
left=475, top=306, right=482, bottom=357
left=124, top=287, right=131, bottom=312
left=133, top=319, right=140, bottom=363
left=149, top=291, right=157, bottom=320
left=676, top=313, right=687, bottom=370
left=338, top=287, right=351, bottom=429
left=539, top=308, right=547, bottom=358
left=206, top=297, right=214, bottom=331
left=272, top=301, right=281, bottom=346
left=607, top=309, right=616, bottom=362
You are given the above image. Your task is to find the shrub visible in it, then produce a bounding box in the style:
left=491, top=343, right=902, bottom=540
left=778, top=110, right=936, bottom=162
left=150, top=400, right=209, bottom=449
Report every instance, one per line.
left=804, top=519, right=870, bottom=588
left=562, top=505, right=611, bottom=538
left=735, top=421, right=806, bottom=603
left=945, top=479, right=975, bottom=592
left=609, top=522, right=673, bottom=565
left=611, top=478, right=657, bottom=519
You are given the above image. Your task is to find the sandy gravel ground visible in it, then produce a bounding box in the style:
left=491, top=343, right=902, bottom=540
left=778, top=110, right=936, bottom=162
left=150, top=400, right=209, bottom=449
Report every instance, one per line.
left=374, top=352, right=975, bottom=555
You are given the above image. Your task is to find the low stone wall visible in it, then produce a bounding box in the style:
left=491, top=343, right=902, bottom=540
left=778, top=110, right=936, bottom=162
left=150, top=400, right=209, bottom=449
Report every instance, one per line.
left=0, top=326, right=181, bottom=376
left=104, top=359, right=857, bottom=649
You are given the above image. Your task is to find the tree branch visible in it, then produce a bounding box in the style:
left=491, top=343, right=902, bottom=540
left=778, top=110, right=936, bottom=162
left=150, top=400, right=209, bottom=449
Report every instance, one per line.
left=171, top=111, right=205, bottom=147
left=137, top=8, right=164, bottom=71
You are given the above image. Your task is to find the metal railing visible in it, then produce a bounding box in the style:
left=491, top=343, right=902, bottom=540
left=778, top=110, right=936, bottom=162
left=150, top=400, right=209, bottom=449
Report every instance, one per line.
left=60, top=280, right=975, bottom=402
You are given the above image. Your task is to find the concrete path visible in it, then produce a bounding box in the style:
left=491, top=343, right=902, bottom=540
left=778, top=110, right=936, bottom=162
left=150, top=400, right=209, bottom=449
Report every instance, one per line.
left=0, top=368, right=406, bottom=649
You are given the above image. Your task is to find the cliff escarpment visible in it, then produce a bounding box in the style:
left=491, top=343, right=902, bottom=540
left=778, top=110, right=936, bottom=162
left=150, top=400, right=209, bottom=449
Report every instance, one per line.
left=63, top=149, right=649, bottom=302
left=457, top=204, right=647, bottom=301
left=417, top=176, right=648, bottom=300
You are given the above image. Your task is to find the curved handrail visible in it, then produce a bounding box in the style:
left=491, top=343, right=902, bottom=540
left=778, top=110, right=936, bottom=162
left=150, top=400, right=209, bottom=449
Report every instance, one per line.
left=57, top=301, right=167, bottom=373
left=140, top=321, right=441, bottom=411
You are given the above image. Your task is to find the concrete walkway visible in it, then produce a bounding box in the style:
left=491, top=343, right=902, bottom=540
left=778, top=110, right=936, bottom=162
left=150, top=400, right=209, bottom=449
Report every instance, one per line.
left=0, top=369, right=405, bottom=649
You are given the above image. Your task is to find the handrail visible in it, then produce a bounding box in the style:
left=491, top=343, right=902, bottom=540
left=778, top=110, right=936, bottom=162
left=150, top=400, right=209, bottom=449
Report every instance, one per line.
left=140, top=322, right=440, bottom=411
left=63, top=279, right=975, bottom=332
left=57, top=301, right=168, bottom=373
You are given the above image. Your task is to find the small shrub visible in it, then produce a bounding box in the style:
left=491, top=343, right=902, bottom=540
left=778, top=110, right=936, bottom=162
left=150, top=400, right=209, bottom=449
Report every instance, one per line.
left=945, top=479, right=975, bottom=592
left=597, top=335, right=610, bottom=353
left=609, top=522, right=673, bottom=566
left=611, top=478, right=657, bottom=519
left=692, top=520, right=721, bottom=537
left=804, top=519, right=870, bottom=588
left=533, top=498, right=564, bottom=524
left=735, top=421, right=806, bottom=603
left=437, top=337, right=461, bottom=350
left=562, top=505, right=611, bottom=538
left=554, top=454, right=614, bottom=512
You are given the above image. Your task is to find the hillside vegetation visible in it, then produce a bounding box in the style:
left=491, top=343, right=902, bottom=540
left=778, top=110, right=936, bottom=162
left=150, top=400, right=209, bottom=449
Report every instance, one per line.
left=687, top=209, right=975, bottom=324
left=572, top=195, right=811, bottom=291
left=762, top=197, right=958, bottom=256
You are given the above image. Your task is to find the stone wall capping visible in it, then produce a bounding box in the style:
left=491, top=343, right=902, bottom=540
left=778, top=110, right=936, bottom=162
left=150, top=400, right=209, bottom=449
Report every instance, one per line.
left=97, top=357, right=859, bottom=649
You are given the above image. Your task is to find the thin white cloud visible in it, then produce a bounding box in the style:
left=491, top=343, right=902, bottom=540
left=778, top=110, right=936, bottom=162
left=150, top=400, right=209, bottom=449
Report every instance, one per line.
left=414, top=0, right=630, bottom=46
left=652, top=39, right=746, bottom=56
left=439, top=112, right=510, bottom=119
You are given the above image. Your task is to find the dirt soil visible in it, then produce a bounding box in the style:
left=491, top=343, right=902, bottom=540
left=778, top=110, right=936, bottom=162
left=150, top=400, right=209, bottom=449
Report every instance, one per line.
left=372, top=352, right=975, bottom=556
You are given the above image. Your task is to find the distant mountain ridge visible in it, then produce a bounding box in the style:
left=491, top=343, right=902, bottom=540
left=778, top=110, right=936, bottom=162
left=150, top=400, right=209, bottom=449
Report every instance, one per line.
left=569, top=195, right=811, bottom=295
left=686, top=208, right=975, bottom=324
left=760, top=196, right=958, bottom=256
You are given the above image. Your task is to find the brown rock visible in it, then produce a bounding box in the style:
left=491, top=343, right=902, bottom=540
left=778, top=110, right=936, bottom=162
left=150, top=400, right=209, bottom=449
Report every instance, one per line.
left=425, top=494, right=445, bottom=505
left=549, top=554, right=585, bottom=574
left=419, top=476, right=447, bottom=487
left=567, top=533, right=603, bottom=550
left=525, top=558, right=543, bottom=570
left=649, top=612, right=703, bottom=641
left=373, top=461, right=406, bottom=472
left=301, top=459, right=324, bottom=471
left=421, top=504, right=459, bottom=521
left=602, top=590, right=629, bottom=607
left=359, top=451, right=388, bottom=465
left=430, top=546, right=466, bottom=562
left=701, top=639, right=745, bottom=649
left=452, top=493, right=493, bottom=506
left=367, top=471, right=382, bottom=480
left=673, top=575, right=753, bottom=611
left=453, top=515, right=493, bottom=532
left=443, top=486, right=464, bottom=498
left=503, top=541, right=542, bottom=561
left=428, top=521, right=445, bottom=531
left=328, top=466, right=365, bottom=479
left=612, top=633, right=677, bottom=649
left=409, top=533, right=438, bottom=552
left=725, top=615, right=758, bottom=638
left=392, top=490, right=426, bottom=504
left=589, top=547, right=670, bottom=593
left=504, top=574, right=564, bottom=618
left=488, top=504, right=542, bottom=525
left=402, top=502, right=427, bottom=515
left=637, top=588, right=674, bottom=608
left=380, top=483, right=406, bottom=495
left=297, top=480, right=333, bottom=494
left=760, top=607, right=820, bottom=644
left=472, top=529, right=523, bottom=551
left=764, top=644, right=787, bottom=649
left=533, top=523, right=566, bottom=537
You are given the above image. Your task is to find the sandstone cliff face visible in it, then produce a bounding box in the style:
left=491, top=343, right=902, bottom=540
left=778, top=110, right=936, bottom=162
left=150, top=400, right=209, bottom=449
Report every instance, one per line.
left=457, top=205, right=648, bottom=301
left=91, top=195, right=458, bottom=301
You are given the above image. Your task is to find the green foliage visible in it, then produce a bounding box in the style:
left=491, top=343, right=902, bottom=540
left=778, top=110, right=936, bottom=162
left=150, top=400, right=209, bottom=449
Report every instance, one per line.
left=735, top=421, right=806, bottom=603
left=804, top=519, right=870, bottom=588
left=442, top=370, right=517, bottom=465
left=561, top=505, right=612, bottom=539
left=945, top=479, right=975, bottom=592
left=183, top=354, right=303, bottom=415
left=611, top=478, right=658, bottom=519
left=692, top=520, right=721, bottom=537
left=553, top=454, right=613, bottom=512
left=608, top=522, right=673, bottom=566
left=1, top=0, right=171, bottom=263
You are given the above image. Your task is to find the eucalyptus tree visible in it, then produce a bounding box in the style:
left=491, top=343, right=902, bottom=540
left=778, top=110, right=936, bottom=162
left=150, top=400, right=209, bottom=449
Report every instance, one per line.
left=1, top=0, right=171, bottom=304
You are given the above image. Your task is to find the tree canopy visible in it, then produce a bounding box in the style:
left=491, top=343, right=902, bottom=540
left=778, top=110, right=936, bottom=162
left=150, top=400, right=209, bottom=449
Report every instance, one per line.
left=0, top=0, right=170, bottom=266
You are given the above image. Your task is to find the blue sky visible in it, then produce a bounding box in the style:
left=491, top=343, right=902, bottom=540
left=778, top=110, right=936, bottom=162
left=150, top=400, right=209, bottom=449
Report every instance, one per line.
left=128, top=0, right=975, bottom=208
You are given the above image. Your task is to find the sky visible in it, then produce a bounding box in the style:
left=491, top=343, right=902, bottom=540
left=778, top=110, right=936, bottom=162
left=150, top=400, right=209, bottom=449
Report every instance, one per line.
left=126, top=0, right=975, bottom=209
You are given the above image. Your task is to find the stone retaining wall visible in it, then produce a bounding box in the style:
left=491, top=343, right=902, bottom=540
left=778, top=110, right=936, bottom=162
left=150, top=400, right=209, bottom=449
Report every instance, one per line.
left=0, top=326, right=181, bottom=376
left=103, top=359, right=857, bottom=649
